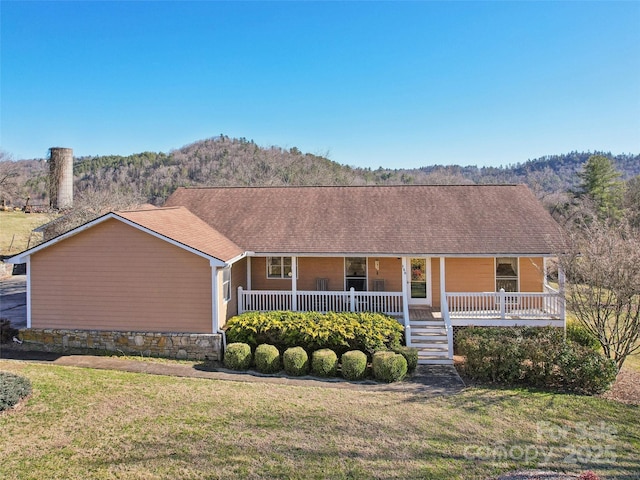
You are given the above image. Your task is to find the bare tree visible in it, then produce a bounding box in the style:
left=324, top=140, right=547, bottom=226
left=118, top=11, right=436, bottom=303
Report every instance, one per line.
left=559, top=217, right=640, bottom=370
left=0, top=151, right=20, bottom=205
left=42, top=187, right=146, bottom=240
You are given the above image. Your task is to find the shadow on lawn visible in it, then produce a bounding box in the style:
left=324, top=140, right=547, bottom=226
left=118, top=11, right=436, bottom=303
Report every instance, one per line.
left=0, top=346, right=63, bottom=362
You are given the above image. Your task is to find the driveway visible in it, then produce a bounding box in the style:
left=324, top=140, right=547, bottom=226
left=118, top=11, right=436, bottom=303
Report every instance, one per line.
left=0, top=275, right=27, bottom=328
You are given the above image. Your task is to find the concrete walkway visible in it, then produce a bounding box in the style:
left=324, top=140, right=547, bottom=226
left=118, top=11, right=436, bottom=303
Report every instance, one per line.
left=0, top=347, right=465, bottom=396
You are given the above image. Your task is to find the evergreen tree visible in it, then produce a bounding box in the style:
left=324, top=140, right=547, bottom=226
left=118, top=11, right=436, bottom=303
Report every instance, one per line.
left=576, top=155, right=623, bottom=220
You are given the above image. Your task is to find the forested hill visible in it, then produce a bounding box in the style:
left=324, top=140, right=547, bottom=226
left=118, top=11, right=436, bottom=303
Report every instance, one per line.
left=5, top=135, right=639, bottom=206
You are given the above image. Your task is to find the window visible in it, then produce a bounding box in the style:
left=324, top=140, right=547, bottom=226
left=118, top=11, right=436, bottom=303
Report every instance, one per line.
left=345, top=257, right=367, bottom=291
left=267, top=257, right=294, bottom=279
left=496, top=257, right=518, bottom=292
left=410, top=258, right=427, bottom=299
left=222, top=267, right=231, bottom=302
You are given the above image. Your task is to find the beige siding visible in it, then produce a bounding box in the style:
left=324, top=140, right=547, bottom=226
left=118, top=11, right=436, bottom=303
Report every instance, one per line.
left=520, top=257, right=544, bottom=292
left=297, top=257, right=345, bottom=291
left=445, top=258, right=495, bottom=292
left=251, top=256, right=347, bottom=291
left=250, top=257, right=292, bottom=291
left=30, top=218, right=212, bottom=333
left=367, top=257, right=402, bottom=292
left=250, top=256, right=403, bottom=292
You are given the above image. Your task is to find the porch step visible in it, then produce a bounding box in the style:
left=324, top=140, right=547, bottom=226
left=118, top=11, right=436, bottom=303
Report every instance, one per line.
left=411, top=335, right=448, bottom=347
left=408, top=318, right=452, bottom=365
left=409, top=320, right=447, bottom=327
left=417, top=358, right=454, bottom=365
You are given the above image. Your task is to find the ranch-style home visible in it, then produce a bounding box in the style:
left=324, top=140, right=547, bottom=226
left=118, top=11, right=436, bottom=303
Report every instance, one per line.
left=7, top=185, right=566, bottom=364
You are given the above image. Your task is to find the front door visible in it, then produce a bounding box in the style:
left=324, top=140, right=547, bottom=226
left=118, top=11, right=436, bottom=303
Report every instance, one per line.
left=408, top=257, right=430, bottom=305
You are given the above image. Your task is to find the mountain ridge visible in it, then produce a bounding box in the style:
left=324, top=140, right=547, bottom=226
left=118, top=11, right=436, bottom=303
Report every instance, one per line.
left=2, top=135, right=638, bottom=206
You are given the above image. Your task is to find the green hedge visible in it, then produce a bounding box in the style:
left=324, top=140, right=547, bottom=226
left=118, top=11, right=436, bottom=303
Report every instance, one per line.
left=372, top=351, right=408, bottom=383
left=0, top=372, right=32, bottom=411
left=283, top=347, right=309, bottom=376
left=341, top=350, right=368, bottom=380
left=456, top=327, right=617, bottom=394
left=566, top=322, right=600, bottom=350
left=223, top=343, right=252, bottom=370
left=254, top=344, right=281, bottom=374
left=226, top=311, right=404, bottom=355
left=311, top=349, right=338, bottom=377
left=393, top=346, right=418, bottom=372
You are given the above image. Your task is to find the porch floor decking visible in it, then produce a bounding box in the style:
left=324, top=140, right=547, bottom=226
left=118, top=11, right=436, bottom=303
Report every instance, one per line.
left=408, top=307, right=440, bottom=321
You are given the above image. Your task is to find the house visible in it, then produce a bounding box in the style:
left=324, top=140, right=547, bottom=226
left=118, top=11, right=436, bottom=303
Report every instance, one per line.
left=7, top=185, right=566, bottom=364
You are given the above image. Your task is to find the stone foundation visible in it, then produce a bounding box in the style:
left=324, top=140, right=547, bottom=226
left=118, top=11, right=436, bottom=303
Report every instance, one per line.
left=18, top=328, right=222, bottom=361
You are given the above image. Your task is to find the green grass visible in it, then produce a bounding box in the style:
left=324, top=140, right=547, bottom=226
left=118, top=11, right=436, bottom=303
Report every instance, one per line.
left=0, top=361, right=637, bottom=479
left=624, top=353, right=640, bottom=373
left=0, top=211, right=53, bottom=255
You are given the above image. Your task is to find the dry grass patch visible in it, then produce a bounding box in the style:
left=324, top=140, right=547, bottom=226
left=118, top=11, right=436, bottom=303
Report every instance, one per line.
left=0, top=360, right=638, bottom=479
left=0, top=211, right=51, bottom=255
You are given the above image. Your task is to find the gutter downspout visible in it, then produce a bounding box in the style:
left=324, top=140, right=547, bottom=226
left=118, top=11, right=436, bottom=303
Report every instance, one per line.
left=210, top=262, right=227, bottom=358
left=26, top=257, right=32, bottom=329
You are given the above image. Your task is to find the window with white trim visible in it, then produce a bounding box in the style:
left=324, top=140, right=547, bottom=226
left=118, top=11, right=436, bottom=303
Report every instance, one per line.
left=267, top=257, right=295, bottom=279
left=496, top=257, right=518, bottom=292
left=345, top=257, right=367, bottom=291
left=222, top=267, right=231, bottom=301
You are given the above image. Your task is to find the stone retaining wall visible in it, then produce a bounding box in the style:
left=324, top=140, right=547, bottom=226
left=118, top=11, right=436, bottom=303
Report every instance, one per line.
left=19, top=328, right=222, bottom=360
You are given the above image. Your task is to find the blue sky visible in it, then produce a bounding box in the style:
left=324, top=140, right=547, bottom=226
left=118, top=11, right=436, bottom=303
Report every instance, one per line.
left=1, top=1, right=639, bottom=168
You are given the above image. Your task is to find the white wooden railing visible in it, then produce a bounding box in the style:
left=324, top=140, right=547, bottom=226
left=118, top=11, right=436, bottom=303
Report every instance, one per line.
left=238, top=287, right=403, bottom=316
left=237, top=287, right=564, bottom=326
left=445, top=288, right=564, bottom=321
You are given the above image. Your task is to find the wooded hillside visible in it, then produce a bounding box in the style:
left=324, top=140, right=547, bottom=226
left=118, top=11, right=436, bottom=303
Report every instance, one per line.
left=1, top=135, right=638, bottom=207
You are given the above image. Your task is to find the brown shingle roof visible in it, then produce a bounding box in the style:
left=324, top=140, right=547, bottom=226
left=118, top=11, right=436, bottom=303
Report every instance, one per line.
left=116, top=206, right=244, bottom=262
left=163, top=185, right=565, bottom=256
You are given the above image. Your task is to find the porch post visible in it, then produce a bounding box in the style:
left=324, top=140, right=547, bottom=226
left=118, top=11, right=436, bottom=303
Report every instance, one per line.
left=291, top=256, right=297, bottom=311
left=246, top=256, right=252, bottom=291
left=401, top=258, right=410, bottom=346
left=499, top=288, right=506, bottom=320
left=439, top=257, right=446, bottom=310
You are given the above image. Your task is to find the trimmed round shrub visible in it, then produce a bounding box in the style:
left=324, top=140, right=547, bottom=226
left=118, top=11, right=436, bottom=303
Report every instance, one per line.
left=393, top=346, right=418, bottom=372
left=341, top=350, right=368, bottom=380
left=283, top=347, right=309, bottom=376
left=0, top=371, right=32, bottom=412
left=372, top=351, right=408, bottom=383
left=311, top=348, right=338, bottom=377
left=223, top=342, right=252, bottom=370
left=254, top=344, right=281, bottom=374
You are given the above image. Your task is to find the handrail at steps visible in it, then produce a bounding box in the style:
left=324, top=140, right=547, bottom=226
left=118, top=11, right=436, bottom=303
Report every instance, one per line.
left=441, top=293, right=454, bottom=360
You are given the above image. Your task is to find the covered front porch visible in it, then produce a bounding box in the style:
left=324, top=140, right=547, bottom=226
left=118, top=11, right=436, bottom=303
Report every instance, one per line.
left=232, top=255, right=565, bottom=365
left=237, top=286, right=565, bottom=326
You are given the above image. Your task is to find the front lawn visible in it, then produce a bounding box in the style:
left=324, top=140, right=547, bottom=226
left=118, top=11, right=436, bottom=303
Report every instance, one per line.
left=0, top=360, right=637, bottom=480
